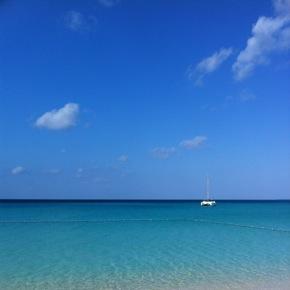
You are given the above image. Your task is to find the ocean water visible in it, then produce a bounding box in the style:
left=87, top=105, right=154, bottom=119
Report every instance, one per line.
left=0, top=201, right=289, bottom=290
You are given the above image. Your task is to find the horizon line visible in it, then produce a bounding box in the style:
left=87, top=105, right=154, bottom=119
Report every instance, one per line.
left=0, top=198, right=289, bottom=202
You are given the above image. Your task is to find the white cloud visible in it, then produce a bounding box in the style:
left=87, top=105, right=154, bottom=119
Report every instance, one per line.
left=64, top=11, right=83, bottom=31
left=76, top=168, right=84, bottom=178
left=98, top=0, right=120, bottom=7
left=35, top=103, right=79, bottom=130
left=233, top=0, right=290, bottom=80
left=151, top=147, right=176, bottom=159
left=239, top=90, right=256, bottom=102
left=274, top=0, right=290, bottom=15
left=118, top=155, right=128, bottom=162
left=47, top=169, right=61, bottom=175
left=94, top=177, right=108, bottom=183
left=224, top=90, right=256, bottom=105
left=64, top=11, right=97, bottom=32
left=179, top=136, right=207, bottom=149
left=188, top=48, right=233, bottom=85
left=11, top=166, right=25, bottom=175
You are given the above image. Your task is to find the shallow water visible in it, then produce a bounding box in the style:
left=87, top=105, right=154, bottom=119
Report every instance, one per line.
left=0, top=201, right=289, bottom=289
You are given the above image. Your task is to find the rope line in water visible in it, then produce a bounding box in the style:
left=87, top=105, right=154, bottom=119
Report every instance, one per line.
left=0, top=218, right=289, bottom=234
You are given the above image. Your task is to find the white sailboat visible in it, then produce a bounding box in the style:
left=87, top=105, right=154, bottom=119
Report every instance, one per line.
left=201, top=176, right=216, bottom=207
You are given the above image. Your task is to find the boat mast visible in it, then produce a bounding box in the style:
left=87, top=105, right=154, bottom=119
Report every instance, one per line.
left=206, top=175, right=210, bottom=200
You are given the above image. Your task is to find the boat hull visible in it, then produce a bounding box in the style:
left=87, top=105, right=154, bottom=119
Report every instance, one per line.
left=201, top=200, right=216, bottom=207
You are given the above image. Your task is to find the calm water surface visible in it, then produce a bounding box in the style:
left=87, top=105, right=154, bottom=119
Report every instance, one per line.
left=0, top=201, right=289, bottom=289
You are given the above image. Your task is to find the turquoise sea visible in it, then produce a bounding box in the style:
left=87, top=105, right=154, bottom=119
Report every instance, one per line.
left=0, top=201, right=289, bottom=290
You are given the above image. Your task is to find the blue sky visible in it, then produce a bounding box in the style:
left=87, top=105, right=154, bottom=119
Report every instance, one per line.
left=0, top=0, right=289, bottom=199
